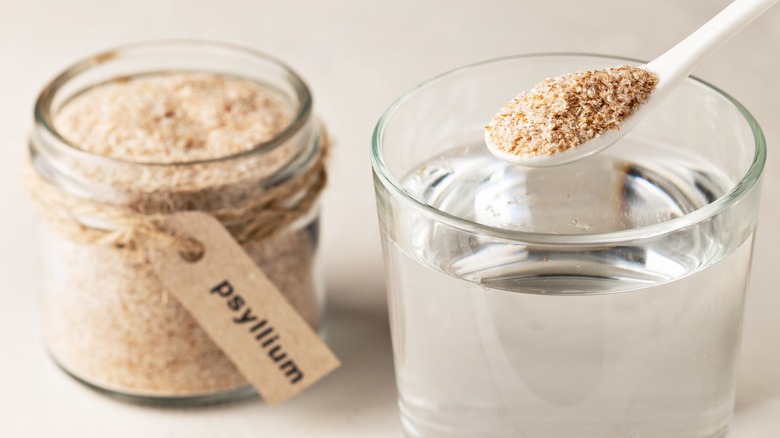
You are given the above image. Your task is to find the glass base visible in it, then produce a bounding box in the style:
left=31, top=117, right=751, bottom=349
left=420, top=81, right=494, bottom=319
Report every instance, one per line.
left=52, top=354, right=257, bottom=407
left=400, top=414, right=731, bottom=438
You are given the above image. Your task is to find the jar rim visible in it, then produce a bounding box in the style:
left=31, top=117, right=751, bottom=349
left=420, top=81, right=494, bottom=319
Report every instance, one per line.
left=33, top=39, right=313, bottom=168
left=370, top=52, right=767, bottom=245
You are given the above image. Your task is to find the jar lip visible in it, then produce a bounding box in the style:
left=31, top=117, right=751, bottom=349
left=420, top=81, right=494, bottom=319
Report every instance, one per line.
left=371, top=52, right=767, bottom=245
left=33, top=39, right=313, bottom=168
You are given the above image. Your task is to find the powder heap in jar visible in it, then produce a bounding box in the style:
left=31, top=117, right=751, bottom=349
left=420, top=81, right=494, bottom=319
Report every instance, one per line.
left=44, top=73, right=324, bottom=397
left=57, top=73, right=292, bottom=162
left=484, top=65, right=658, bottom=157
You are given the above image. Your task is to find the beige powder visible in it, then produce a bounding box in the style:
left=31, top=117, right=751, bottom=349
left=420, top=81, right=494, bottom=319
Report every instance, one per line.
left=485, top=65, right=658, bottom=157
left=42, top=72, right=324, bottom=398
left=57, top=73, right=293, bottom=163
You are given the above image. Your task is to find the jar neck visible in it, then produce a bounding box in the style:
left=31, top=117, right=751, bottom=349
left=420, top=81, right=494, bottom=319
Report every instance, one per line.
left=29, top=41, right=319, bottom=210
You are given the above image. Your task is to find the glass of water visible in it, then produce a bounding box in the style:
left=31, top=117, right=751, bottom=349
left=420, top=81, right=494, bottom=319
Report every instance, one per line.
left=371, top=54, right=765, bottom=437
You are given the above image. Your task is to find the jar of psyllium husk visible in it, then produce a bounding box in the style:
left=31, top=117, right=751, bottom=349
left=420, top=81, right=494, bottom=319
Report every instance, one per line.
left=25, top=41, right=328, bottom=404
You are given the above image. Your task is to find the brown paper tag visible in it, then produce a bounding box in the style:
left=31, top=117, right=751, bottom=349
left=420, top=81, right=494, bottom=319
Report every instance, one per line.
left=148, top=211, right=340, bottom=405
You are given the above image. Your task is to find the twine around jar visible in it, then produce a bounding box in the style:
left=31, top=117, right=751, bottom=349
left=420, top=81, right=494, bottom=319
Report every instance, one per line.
left=23, top=134, right=329, bottom=258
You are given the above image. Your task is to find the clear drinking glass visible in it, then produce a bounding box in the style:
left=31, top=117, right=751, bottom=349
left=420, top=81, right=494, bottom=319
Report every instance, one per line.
left=371, top=54, right=765, bottom=437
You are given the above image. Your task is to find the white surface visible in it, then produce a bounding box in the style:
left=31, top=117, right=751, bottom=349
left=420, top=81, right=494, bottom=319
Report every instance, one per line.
left=1, top=0, right=779, bottom=436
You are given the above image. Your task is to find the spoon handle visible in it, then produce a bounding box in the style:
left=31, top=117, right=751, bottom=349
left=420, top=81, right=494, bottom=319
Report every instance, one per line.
left=647, top=0, right=778, bottom=86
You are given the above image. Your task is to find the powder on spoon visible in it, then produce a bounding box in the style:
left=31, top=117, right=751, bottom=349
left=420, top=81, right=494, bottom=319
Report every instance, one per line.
left=485, top=65, right=658, bottom=157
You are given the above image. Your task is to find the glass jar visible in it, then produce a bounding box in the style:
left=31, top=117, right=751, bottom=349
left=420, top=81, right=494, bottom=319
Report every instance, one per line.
left=27, top=41, right=327, bottom=405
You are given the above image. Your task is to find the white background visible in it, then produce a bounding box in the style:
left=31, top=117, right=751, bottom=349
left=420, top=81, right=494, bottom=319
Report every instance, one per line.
left=1, top=0, right=779, bottom=436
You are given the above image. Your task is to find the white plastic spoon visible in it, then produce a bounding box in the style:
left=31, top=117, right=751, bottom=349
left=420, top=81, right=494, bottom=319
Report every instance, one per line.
left=486, top=0, right=778, bottom=167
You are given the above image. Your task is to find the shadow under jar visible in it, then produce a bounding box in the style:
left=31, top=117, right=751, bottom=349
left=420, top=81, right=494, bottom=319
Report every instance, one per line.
left=27, top=41, right=327, bottom=405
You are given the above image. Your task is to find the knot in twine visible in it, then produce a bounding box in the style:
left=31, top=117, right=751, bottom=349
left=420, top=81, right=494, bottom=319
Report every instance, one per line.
left=24, top=135, right=329, bottom=258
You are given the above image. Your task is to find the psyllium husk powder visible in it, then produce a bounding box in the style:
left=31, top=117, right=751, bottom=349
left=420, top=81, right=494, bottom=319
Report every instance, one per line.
left=25, top=43, right=328, bottom=403
left=485, top=65, right=658, bottom=157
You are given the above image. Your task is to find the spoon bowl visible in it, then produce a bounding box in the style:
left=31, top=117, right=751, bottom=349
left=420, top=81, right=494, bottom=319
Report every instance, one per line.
left=486, top=0, right=778, bottom=167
